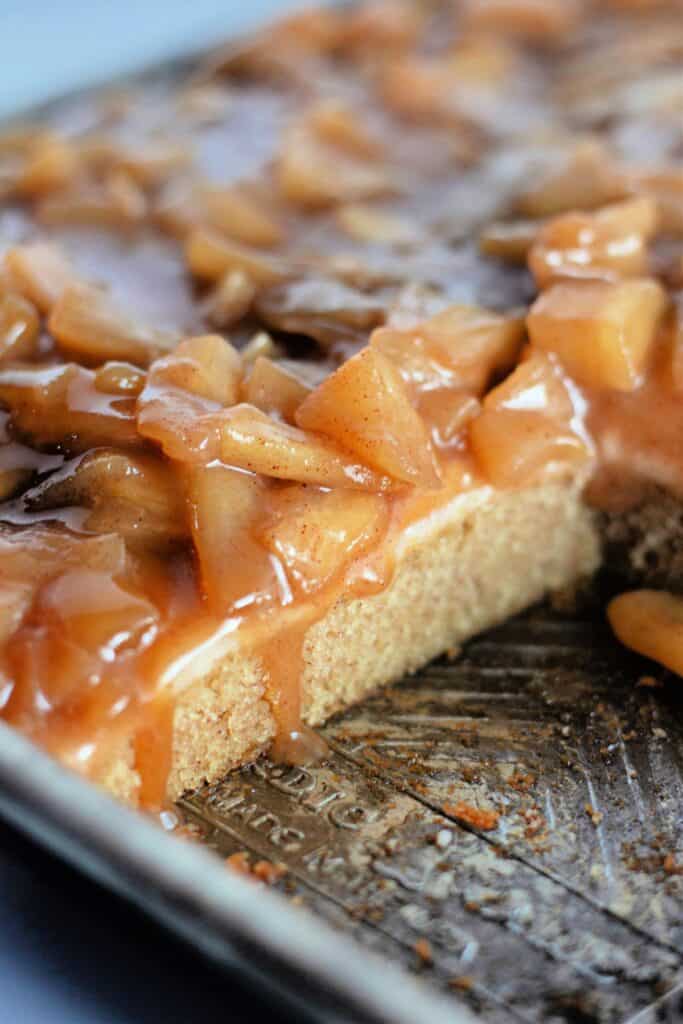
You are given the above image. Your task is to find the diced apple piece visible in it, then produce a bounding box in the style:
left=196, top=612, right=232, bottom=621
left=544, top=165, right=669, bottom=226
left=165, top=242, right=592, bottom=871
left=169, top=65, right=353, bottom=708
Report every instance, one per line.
left=527, top=278, right=668, bottom=391
left=469, top=408, right=589, bottom=486
left=201, top=185, right=284, bottom=248
left=469, top=351, right=591, bottom=486
left=276, top=124, right=391, bottom=209
left=4, top=243, right=77, bottom=313
left=515, top=141, right=629, bottom=218
left=597, top=195, right=659, bottom=239
left=0, top=580, right=34, bottom=644
left=35, top=177, right=147, bottom=231
left=259, top=486, right=389, bottom=595
left=418, top=389, right=481, bottom=448
left=296, top=347, right=441, bottom=488
left=240, top=331, right=282, bottom=366
left=340, top=1, right=423, bottom=53
left=0, top=293, right=40, bottom=362
left=16, top=137, right=79, bottom=197
left=380, top=56, right=457, bottom=121
left=479, top=220, right=540, bottom=264
left=608, top=590, right=683, bottom=676
left=481, top=349, right=578, bottom=420
left=106, top=169, right=148, bottom=222
left=447, top=35, right=515, bottom=86
left=153, top=179, right=203, bottom=239
left=48, top=284, right=177, bottom=367
left=187, top=464, right=276, bottom=613
left=77, top=135, right=187, bottom=182
left=244, top=357, right=311, bottom=422
left=631, top=169, right=683, bottom=238
left=202, top=269, right=256, bottom=328
left=135, top=337, right=240, bottom=463
left=94, top=361, right=146, bottom=396
left=186, top=228, right=288, bottom=287
left=220, top=403, right=389, bottom=491
left=336, top=203, right=413, bottom=244
left=39, top=569, right=158, bottom=654
left=529, top=197, right=658, bottom=289
left=23, top=449, right=187, bottom=551
left=136, top=356, right=224, bottom=465
left=112, top=140, right=189, bottom=188
left=462, top=0, right=580, bottom=41
left=308, top=100, right=382, bottom=160
left=0, top=363, right=139, bottom=450
left=152, top=335, right=242, bottom=406
left=372, top=305, right=525, bottom=396
left=0, top=528, right=127, bottom=586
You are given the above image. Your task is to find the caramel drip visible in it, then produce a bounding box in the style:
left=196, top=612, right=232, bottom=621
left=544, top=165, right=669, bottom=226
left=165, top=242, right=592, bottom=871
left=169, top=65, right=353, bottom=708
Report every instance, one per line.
left=260, top=622, right=329, bottom=765
left=132, top=693, right=176, bottom=810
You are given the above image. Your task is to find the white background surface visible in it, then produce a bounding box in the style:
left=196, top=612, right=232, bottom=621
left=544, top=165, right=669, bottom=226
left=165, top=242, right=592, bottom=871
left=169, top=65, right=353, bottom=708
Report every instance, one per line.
left=0, top=0, right=296, bottom=118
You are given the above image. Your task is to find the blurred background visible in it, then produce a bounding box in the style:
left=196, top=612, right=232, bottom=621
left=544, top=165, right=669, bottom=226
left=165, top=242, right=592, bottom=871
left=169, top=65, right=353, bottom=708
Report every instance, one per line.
left=0, top=0, right=296, bottom=118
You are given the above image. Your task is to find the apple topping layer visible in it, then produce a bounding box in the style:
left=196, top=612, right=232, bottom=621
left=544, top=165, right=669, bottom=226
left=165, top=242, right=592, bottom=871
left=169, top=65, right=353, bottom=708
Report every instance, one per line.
left=2, top=1, right=683, bottom=807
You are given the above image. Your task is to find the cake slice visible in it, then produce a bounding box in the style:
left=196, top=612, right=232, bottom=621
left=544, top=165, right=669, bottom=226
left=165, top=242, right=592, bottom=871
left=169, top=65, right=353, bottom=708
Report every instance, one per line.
left=2, top=0, right=683, bottom=809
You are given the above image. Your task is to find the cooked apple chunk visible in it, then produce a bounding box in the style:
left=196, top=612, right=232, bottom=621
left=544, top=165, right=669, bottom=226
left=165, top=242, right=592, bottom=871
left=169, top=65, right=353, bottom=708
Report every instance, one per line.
left=22, top=449, right=187, bottom=551
left=515, top=141, right=628, bottom=219
left=202, top=270, right=256, bottom=329
left=0, top=363, right=139, bottom=450
left=0, top=293, right=40, bottom=362
left=527, top=278, right=668, bottom=391
left=462, top=0, right=580, bottom=41
left=16, top=137, right=80, bottom=198
left=37, top=568, right=158, bottom=656
left=187, top=464, right=276, bottom=613
left=296, top=347, right=441, bottom=488
left=201, top=185, right=284, bottom=249
left=260, top=486, right=389, bottom=596
left=308, top=100, right=383, bottom=161
left=0, top=580, right=34, bottom=645
left=529, top=197, right=658, bottom=289
left=336, top=203, right=413, bottom=245
left=418, top=389, right=481, bottom=448
left=469, top=351, right=591, bottom=486
left=479, top=220, right=540, bottom=264
left=608, top=590, right=683, bottom=677
left=151, top=335, right=242, bottom=406
left=372, top=305, right=525, bottom=397
left=276, top=123, right=391, bottom=209
left=219, top=403, right=389, bottom=490
left=94, top=361, right=146, bottom=397
left=244, top=357, right=311, bottom=422
left=49, top=284, right=177, bottom=367
left=0, top=528, right=128, bottom=587
left=4, top=242, right=77, bottom=313
left=186, top=228, right=289, bottom=287
left=136, top=362, right=224, bottom=465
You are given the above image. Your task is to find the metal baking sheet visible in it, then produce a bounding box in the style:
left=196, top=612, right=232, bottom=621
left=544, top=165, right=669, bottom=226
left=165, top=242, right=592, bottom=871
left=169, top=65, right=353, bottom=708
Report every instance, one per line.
left=178, top=609, right=683, bottom=1023
left=3, top=17, right=683, bottom=1023
left=2, top=605, right=683, bottom=1023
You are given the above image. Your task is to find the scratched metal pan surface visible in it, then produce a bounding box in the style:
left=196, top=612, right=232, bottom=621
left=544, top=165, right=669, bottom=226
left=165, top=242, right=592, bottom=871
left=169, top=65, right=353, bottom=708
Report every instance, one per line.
left=178, top=608, right=683, bottom=1024
left=3, top=611, right=683, bottom=1024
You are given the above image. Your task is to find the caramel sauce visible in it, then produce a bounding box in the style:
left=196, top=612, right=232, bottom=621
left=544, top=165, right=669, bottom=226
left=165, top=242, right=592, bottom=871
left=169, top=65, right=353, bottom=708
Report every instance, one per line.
left=261, top=624, right=329, bottom=765
left=2, top=1, right=683, bottom=806
left=586, top=348, right=683, bottom=511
